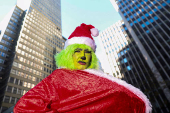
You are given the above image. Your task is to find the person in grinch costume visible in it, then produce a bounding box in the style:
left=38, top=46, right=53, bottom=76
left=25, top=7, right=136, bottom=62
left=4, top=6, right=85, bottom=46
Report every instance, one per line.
left=14, top=23, right=152, bottom=113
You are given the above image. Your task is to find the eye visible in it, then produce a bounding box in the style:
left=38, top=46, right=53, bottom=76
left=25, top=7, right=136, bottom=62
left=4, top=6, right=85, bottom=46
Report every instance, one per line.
left=85, top=50, right=91, bottom=53
left=74, top=49, right=81, bottom=53
left=74, top=50, right=81, bottom=53
left=74, top=48, right=82, bottom=53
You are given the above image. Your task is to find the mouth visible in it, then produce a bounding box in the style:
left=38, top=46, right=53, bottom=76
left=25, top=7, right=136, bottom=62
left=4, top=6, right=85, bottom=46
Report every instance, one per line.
left=78, top=61, right=86, bottom=65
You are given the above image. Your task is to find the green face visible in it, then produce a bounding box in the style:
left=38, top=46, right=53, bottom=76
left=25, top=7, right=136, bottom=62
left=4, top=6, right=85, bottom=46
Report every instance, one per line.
left=72, top=48, right=92, bottom=70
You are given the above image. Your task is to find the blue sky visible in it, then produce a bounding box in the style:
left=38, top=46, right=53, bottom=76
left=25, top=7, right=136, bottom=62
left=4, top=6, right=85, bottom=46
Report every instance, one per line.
left=0, top=0, right=122, bottom=73
left=0, top=0, right=16, bottom=20
left=0, top=0, right=121, bottom=38
left=61, top=0, right=121, bottom=38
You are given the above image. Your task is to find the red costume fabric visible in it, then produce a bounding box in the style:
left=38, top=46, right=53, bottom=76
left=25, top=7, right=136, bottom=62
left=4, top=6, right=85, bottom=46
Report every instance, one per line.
left=14, top=69, right=152, bottom=113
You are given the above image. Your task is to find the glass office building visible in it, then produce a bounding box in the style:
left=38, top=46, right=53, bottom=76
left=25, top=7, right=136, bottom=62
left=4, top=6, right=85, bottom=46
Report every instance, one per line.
left=0, top=0, right=65, bottom=112
left=110, top=0, right=170, bottom=112
left=0, top=6, right=26, bottom=112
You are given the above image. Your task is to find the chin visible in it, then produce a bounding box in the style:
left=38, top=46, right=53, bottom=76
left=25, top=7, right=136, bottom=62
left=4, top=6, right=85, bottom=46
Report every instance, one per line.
left=77, top=66, right=87, bottom=70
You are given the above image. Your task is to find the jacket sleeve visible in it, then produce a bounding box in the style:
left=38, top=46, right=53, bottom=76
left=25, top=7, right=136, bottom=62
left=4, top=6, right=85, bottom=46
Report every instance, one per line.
left=14, top=76, right=59, bottom=113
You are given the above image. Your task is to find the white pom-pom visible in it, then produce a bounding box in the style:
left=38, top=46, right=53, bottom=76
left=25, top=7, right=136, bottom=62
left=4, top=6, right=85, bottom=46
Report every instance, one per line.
left=90, top=28, right=99, bottom=37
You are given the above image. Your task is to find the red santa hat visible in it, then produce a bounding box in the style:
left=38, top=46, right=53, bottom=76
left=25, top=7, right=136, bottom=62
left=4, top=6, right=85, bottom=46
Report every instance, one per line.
left=64, top=23, right=99, bottom=52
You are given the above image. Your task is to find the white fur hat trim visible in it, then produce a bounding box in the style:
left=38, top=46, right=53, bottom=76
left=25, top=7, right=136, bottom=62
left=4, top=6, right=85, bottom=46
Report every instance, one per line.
left=64, top=37, right=96, bottom=52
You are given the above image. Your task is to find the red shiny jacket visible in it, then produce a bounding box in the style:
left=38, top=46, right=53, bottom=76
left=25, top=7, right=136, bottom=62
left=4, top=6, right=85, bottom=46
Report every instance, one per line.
left=14, top=69, right=152, bottom=113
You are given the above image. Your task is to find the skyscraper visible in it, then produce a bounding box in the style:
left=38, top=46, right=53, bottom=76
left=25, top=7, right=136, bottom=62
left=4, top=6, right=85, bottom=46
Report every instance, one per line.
left=99, top=20, right=129, bottom=78
left=110, top=0, right=170, bottom=112
left=0, top=0, right=65, bottom=112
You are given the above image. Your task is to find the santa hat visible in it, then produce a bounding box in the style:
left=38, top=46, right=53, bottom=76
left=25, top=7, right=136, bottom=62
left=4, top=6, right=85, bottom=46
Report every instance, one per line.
left=64, top=23, right=99, bottom=52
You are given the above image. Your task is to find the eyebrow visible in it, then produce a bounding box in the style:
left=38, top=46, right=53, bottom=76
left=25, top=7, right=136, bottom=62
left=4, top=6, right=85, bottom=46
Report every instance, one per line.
left=75, top=48, right=91, bottom=51
left=75, top=48, right=82, bottom=51
left=84, top=49, right=90, bottom=51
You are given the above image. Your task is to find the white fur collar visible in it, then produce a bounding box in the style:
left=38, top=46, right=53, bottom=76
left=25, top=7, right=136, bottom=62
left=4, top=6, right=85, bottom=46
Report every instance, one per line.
left=83, top=69, right=152, bottom=113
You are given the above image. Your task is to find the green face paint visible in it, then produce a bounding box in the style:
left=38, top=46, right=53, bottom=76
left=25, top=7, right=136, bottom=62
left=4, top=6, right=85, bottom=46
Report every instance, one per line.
left=72, top=48, right=92, bottom=70
left=55, top=44, right=98, bottom=70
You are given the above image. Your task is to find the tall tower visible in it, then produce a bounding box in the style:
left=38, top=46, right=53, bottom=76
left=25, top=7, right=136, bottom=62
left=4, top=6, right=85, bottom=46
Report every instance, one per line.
left=99, top=20, right=128, bottom=78
left=110, top=0, right=170, bottom=112
left=0, top=0, right=65, bottom=112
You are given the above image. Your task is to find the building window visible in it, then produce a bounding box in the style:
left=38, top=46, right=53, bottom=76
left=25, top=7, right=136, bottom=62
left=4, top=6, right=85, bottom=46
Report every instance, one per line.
left=27, top=83, right=31, bottom=88
left=133, top=13, right=137, bottom=17
left=17, top=88, right=22, bottom=95
left=28, top=75, right=32, bottom=80
left=16, top=98, right=20, bottom=103
left=130, top=15, right=133, bottom=19
left=146, top=21, right=150, bottom=25
left=141, top=1, right=144, bottom=5
left=124, top=27, right=127, bottom=30
left=141, top=16, right=145, bottom=19
left=4, top=96, right=10, bottom=103
left=121, top=51, right=124, bottom=55
left=6, top=86, right=12, bottom=93
left=31, top=84, right=35, bottom=88
left=10, top=97, right=16, bottom=104
left=0, top=51, right=7, bottom=57
left=167, top=1, right=170, bottom=3
left=141, top=24, right=146, bottom=28
left=118, top=53, right=120, bottom=57
left=137, top=18, right=141, bottom=22
left=9, top=77, right=14, bottom=83
left=145, top=13, right=149, bottom=17
left=23, top=90, right=27, bottom=95
left=19, top=80, right=23, bottom=86
left=115, top=71, right=118, bottom=76
left=13, top=62, right=18, bottom=67
left=127, top=66, right=131, bottom=70
left=150, top=18, right=154, bottom=23
left=130, top=8, right=133, bottom=12
left=124, top=49, right=127, bottom=53
left=10, top=69, right=16, bottom=74
left=144, top=6, right=149, bottom=10
left=130, top=23, right=133, bottom=26
left=134, top=6, right=137, bottom=10
left=0, top=67, right=3, bottom=71
left=123, top=58, right=128, bottom=63
left=154, top=16, right=158, bottom=20
left=13, top=87, right=17, bottom=94
left=149, top=3, right=152, bottom=7
left=15, top=79, right=19, bottom=85
left=153, top=8, right=157, bottom=12
left=149, top=10, right=153, bottom=14
left=23, top=82, right=27, bottom=87
left=146, top=30, right=150, bottom=33
left=157, top=5, right=162, bottom=9
left=0, top=59, right=4, bottom=64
